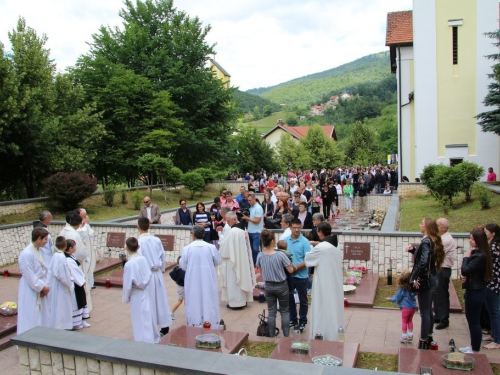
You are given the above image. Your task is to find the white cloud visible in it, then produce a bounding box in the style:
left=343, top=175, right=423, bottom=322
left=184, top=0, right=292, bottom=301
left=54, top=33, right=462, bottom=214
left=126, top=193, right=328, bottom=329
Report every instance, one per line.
left=0, top=0, right=412, bottom=89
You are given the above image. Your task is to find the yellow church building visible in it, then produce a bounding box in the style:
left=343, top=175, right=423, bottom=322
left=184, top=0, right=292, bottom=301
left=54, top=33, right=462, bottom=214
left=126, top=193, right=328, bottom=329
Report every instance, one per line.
left=386, top=0, right=500, bottom=181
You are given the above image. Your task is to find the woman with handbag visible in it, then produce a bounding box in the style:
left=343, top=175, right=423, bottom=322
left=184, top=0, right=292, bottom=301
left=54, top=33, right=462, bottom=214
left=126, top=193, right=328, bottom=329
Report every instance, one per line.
left=256, top=230, right=295, bottom=337
left=405, top=218, right=445, bottom=349
left=459, top=228, right=493, bottom=353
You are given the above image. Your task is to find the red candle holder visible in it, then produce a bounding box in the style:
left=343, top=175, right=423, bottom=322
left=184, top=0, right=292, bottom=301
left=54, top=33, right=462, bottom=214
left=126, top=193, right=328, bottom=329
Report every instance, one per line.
left=344, top=298, right=348, bottom=308
left=203, top=321, right=211, bottom=329
left=3, top=270, right=9, bottom=278
left=105, top=279, right=111, bottom=289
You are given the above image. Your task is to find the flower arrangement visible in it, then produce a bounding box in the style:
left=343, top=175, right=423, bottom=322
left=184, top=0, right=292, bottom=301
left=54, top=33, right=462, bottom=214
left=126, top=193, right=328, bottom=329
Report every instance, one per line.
left=0, top=301, right=17, bottom=316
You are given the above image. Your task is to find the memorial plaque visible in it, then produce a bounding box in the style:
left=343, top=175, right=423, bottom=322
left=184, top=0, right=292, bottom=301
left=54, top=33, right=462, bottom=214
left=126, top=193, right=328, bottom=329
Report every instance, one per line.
left=343, top=242, right=370, bottom=260
left=106, top=232, right=126, bottom=248
left=156, top=234, right=175, bottom=251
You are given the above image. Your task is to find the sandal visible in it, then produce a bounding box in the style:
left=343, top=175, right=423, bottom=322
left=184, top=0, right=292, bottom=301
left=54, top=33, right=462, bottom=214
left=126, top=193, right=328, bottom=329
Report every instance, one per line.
left=483, top=342, right=500, bottom=350
left=483, top=336, right=494, bottom=342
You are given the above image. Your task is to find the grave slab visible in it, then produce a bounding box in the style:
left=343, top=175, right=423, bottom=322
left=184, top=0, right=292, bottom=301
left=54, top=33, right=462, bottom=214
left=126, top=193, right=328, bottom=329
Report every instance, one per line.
left=344, top=273, right=379, bottom=308
left=159, top=325, right=248, bottom=354
left=0, top=314, right=17, bottom=338
left=398, top=347, right=493, bottom=375
left=94, top=262, right=175, bottom=288
left=449, top=281, right=463, bottom=313
left=269, top=336, right=359, bottom=368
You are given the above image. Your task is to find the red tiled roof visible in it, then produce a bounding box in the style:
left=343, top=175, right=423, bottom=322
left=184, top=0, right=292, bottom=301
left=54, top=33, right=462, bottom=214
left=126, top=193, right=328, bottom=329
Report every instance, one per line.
left=386, top=11, right=413, bottom=46
left=263, top=125, right=338, bottom=141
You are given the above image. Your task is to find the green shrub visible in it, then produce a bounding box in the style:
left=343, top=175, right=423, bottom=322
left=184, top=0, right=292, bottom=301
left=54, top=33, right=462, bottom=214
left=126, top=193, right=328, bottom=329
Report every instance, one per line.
left=474, top=183, right=493, bottom=210
left=103, top=186, right=117, bottom=207
left=132, top=190, right=143, bottom=210
left=421, top=164, right=463, bottom=214
left=455, top=161, right=485, bottom=202
left=43, top=172, right=97, bottom=210
left=181, top=172, right=205, bottom=199
left=121, top=190, right=128, bottom=204
left=194, top=168, right=216, bottom=189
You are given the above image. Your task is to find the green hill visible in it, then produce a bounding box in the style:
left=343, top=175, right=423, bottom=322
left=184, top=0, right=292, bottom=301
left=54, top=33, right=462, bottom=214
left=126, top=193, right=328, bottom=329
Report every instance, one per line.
left=232, top=90, right=280, bottom=113
left=247, top=52, right=391, bottom=107
left=237, top=111, right=291, bottom=134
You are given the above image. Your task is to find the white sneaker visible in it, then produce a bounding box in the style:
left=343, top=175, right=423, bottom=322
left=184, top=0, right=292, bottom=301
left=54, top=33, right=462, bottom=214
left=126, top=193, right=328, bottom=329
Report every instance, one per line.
left=407, top=335, right=413, bottom=342
left=82, top=321, right=91, bottom=328
left=73, top=324, right=83, bottom=330
left=171, top=313, right=177, bottom=320
left=459, top=345, right=472, bottom=353
left=400, top=335, right=408, bottom=343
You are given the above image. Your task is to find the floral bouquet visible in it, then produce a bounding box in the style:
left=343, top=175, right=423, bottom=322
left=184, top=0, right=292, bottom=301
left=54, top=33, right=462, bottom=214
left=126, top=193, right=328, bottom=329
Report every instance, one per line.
left=0, top=301, right=17, bottom=316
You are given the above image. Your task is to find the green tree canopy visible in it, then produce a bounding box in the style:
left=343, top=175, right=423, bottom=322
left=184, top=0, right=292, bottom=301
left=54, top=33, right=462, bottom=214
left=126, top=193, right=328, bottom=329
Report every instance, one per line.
left=300, top=125, right=342, bottom=170
left=344, top=121, right=381, bottom=165
left=230, top=127, right=278, bottom=173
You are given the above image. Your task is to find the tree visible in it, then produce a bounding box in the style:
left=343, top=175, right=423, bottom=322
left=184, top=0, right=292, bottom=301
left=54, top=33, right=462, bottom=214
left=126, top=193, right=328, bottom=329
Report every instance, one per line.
left=167, top=167, right=183, bottom=191
left=276, top=132, right=308, bottom=171
left=0, top=18, right=56, bottom=197
left=286, top=115, right=298, bottom=126
left=300, top=125, right=342, bottom=170
left=455, top=161, right=485, bottom=202
left=231, top=127, right=278, bottom=173
left=75, top=0, right=239, bottom=171
left=263, top=105, right=272, bottom=117
left=253, top=106, right=261, bottom=120
left=194, top=168, right=216, bottom=188
left=476, top=30, right=500, bottom=135
left=344, top=121, right=381, bottom=164
left=137, top=153, right=159, bottom=197
left=181, top=172, right=204, bottom=199
left=420, top=164, right=463, bottom=214
left=153, top=157, right=174, bottom=203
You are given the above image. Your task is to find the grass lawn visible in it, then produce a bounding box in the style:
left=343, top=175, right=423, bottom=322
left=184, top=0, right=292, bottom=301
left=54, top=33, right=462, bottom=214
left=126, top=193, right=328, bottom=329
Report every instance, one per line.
left=238, top=111, right=292, bottom=133
left=373, top=276, right=399, bottom=308
left=399, top=192, right=500, bottom=233
left=355, top=352, right=398, bottom=371
left=0, top=187, right=219, bottom=225
left=243, top=340, right=277, bottom=358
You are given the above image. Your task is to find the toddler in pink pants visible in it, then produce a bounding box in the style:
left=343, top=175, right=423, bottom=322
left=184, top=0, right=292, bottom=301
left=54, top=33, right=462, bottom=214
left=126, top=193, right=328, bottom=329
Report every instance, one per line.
left=387, top=271, right=417, bottom=343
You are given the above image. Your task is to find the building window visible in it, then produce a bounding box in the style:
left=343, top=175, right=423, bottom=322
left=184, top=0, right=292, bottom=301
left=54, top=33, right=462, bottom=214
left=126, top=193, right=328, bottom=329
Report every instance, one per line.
left=452, top=26, right=458, bottom=65
left=450, top=158, right=463, bottom=167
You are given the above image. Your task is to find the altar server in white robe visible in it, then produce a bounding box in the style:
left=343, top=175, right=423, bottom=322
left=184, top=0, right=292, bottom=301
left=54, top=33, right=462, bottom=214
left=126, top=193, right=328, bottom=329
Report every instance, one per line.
left=48, top=236, right=74, bottom=330
left=180, top=225, right=221, bottom=327
left=77, top=208, right=97, bottom=288
left=17, top=228, right=51, bottom=335
left=59, top=212, right=92, bottom=312
left=33, top=211, right=54, bottom=268
left=219, top=212, right=255, bottom=309
left=123, top=237, right=160, bottom=344
left=137, top=217, right=172, bottom=336
left=305, top=221, right=344, bottom=341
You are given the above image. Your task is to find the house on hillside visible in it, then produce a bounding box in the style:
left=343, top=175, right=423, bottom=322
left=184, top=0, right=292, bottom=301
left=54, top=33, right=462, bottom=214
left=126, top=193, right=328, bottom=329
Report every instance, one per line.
left=210, top=59, right=231, bottom=89
left=263, top=125, right=337, bottom=149
left=309, top=105, right=324, bottom=116
left=386, top=0, right=500, bottom=181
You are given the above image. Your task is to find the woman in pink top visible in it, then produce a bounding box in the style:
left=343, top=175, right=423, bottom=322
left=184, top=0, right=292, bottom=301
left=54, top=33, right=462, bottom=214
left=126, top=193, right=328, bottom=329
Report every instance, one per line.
left=487, top=167, right=497, bottom=182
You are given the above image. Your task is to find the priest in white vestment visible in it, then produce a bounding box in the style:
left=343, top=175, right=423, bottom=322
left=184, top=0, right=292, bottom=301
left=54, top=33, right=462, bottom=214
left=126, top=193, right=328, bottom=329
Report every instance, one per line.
left=123, top=237, right=160, bottom=344
left=77, top=208, right=97, bottom=288
left=59, top=212, right=92, bottom=312
left=219, top=212, right=256, bottom=309
left=17, top=228, right=51, bottom=335
left=137, top=218, right=172, bottom=336
left=305, top=221, right=344, bottom=341
left=180, top=225, right=221, bottom=327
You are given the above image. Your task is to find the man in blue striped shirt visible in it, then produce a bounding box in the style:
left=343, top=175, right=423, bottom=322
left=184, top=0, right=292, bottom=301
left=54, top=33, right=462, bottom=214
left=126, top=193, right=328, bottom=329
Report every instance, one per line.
left=286, top=218, right=311, bottom=333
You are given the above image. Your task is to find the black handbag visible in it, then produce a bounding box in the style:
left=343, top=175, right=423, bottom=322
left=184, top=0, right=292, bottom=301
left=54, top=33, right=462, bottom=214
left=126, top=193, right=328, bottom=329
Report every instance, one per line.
left=265, top=218, right=281, bottom=230
left=256, top=310, right=279, bottom=337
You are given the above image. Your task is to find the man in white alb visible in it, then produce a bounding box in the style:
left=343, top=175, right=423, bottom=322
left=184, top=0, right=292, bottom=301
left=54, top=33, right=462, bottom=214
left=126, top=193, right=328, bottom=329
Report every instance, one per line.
left=77, top=208, right=97, bottom=289
left=33, top=211, right=54, bottom=268
left=180, top=225, right=221, bottom=327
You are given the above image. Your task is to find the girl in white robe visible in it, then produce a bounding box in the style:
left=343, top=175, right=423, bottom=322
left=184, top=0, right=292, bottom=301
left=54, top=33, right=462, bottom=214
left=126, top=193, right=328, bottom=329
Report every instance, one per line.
left=48, top=236, right=74, bottom=330
left=64, top=240, right=90, bottom=330
left=123, top=237, right=160, bottom=344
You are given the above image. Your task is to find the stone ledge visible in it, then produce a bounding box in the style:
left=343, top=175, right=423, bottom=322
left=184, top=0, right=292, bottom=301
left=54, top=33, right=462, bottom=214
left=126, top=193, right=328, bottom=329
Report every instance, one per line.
left=12, top=327, right=407, bottom=375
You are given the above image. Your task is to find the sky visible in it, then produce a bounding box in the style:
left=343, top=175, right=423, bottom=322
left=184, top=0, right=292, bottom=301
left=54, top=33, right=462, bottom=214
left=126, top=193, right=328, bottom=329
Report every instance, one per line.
left=0, top=0, right=413, bottom=91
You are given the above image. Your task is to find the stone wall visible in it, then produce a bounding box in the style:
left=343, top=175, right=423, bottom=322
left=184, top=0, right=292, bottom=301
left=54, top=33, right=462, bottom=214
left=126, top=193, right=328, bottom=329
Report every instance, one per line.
left=14, top=327, right=409, bottom=375
left=398, top=182, right=429, bottom=197
left=0, top=220, right=470, bottom=279
left=0, top=197, right=49, bottom=216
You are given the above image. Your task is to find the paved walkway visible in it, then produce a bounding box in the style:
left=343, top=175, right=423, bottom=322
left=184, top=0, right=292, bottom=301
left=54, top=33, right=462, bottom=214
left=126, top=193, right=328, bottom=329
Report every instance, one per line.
left=2, top=273, right=500, bottom=374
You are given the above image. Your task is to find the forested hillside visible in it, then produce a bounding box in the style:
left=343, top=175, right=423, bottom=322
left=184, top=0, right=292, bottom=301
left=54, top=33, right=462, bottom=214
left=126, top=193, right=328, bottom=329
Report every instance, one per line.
left=232, top=90, right=281, bottom=113
left=247, top=52, right=391, bottom=107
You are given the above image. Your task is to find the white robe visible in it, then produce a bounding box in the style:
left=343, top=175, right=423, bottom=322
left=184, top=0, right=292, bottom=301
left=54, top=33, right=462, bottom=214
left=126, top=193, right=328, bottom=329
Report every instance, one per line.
left=67, top=254, right=88, bottom=326
left=138, top=233, right=172, bottom=329
left=59, top=224, right=92, bottom=312
left=39, top=229, right=54, bottom=271
left=219, top=227, right=255, bottom=307
left=305, top=239, right=345, bottom=341
left=48, top=252, right=74, bottom=330
left=180, top=240, right=221, bottom=327
left=78, top=223, right=96, bottom=287
left=123, top=254, right=160, bottom=344
left=17, top=244, right=50, bottom=335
